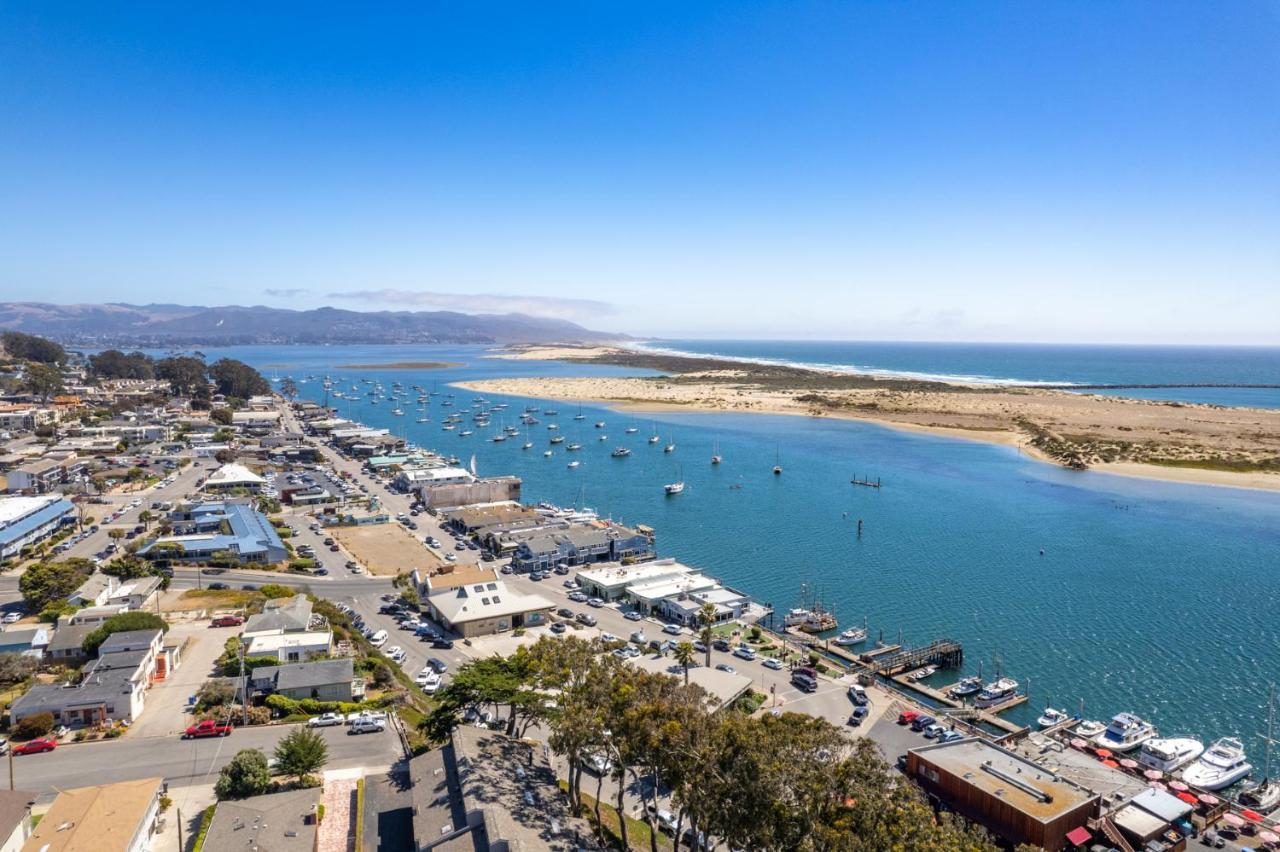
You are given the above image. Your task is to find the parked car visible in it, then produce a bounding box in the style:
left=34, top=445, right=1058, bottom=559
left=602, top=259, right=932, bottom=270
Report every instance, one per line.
left=712, top=639, right=731, bottom=652
left=923, top=724, right=947, bottom=739
left=349, top=717, right=386, bottom=735
left=430, top=638, right=454, bottom=649
left=211, top=614, right=244, bottom=627
left=550, top=622, right=567, bottom=634
left=910, top=715, right=937, bottom=733
left=307, top=713, right=344, bottom=728
left=427, top=658, right=448, bottom=673
left=2, top=612, right=23, bottom=625
left=12, top=738, right=57, bottom=755
left=848, top=706, right=870, bottom=727
left=762, top=657, right=784, bottom=671
left=898, top=710, right=920, bottom=725
left=183, top=720, right=233, bottom=738
left=587, top=597, right=605, bottom=608
left=715, top=663, right=736, bottom=674
left=624, top=611, right=643, bottom=622
left=662, top=623, right=683, bottom=636
left=847, top=685, right=869, bottom=706
left=732, top=646, right=757, bottom=661
left=369, top=630, right=389, bottom=647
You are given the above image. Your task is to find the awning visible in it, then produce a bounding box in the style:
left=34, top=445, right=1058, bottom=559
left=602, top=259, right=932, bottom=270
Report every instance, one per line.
left=1066, top=826, right=1092, bottom=846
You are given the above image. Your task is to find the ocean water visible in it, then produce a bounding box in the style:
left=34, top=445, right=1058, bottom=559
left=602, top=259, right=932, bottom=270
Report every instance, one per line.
left=642, top=340, right=1280, bottom=409
left=213, top=344, right=1280, bottom=753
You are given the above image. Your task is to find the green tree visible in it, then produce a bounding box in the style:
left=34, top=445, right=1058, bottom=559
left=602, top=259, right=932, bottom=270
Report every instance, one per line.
left=697, top=601, right=717, bottom=668
left=138, top=510, right=154, bottom=530
left=19, top=558, right=94, bottom=611
left=672, top=641, right=696, bottom=686
left=257, top=584, right=296, bottom=599
left=210, top=407, right=234, bottom=426
left=88, top=349, right=154, bottom=380
left=1, top=331, right=65, bottom=364
left=208, top=359, right=271, bottom=399
left=279, top=377, right=298, bottom=399
left=82, top=611, right=168, bottom=656
left=273, top=727, right=329, bottom=785
left=21, top=363, right=64, bottom=400
left=214, top=749, right=273, bottom=800
left=155, top=355, right=208, bottom=398
left=197, top=679, right=237, bottom=709
left=0, top=653, right=38, bottom=685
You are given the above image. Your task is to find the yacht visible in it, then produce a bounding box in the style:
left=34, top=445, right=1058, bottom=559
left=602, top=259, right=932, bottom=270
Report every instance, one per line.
left=567, top=460, right=580, bottom=469
left=611, top=447, right=632, bottom=458
left=1182, top=738, right=1252, bottom=790
left=1036, top=707, right=1070, bottom=728
left=1074, top=720, right=1106, bottom=740
left=1137, top=737, right=1205, bottom=774
left=949, top=675, right=983, bottom=699
left=909, top=665, right=937, bottom=682
left=1093, top=713, right=1158, bottom=752
left=833, top=625, right=868, bottom=646
left=975, top=678, right=1020, bottom=709
left=663, top=480, right=684, bottom=495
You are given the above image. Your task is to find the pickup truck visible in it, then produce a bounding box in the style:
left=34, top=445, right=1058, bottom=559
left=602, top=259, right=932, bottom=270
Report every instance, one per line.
left=183, top=720, right=233, bottom=738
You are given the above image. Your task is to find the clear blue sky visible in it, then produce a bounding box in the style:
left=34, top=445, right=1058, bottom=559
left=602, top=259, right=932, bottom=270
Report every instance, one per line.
left=1, top=2, right=1277, bottom=343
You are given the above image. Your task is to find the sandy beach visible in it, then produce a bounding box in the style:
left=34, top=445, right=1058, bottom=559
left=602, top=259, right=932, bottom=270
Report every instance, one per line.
left=457, top=348, right=1280, bottom=492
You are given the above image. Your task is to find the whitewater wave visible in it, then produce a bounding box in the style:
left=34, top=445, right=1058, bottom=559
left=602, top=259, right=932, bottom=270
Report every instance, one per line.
left=623, top=341, right=1076, bottom=388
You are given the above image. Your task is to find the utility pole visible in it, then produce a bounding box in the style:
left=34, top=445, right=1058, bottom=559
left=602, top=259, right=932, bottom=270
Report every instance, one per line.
left=176, top=808, right=184, bottom=850
left=239, top=642, right=248, bottom=727
left=8, top=746, right=13, bottom=790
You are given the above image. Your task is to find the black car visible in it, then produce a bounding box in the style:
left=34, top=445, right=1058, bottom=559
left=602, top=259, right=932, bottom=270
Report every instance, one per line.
left=431, top=638, right=454, bottom=649
left=848, top=707, right=869, bottom=727
left=712, top=639, right=731, bottom=652
left=557, top=607, right=574, bottom=619
left=208, top=582, right=230, bottom=590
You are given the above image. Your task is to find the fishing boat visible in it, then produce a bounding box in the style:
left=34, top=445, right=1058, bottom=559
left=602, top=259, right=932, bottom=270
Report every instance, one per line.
left=611, top=447, right=631, bottom=458
left=1137, top=738, right=1205, bottom=774
left=782, top=584, right=837, bottom=633
left=1036, top=707, right=1070, bottom=728
left=1093, top=712, right=1158, bottom=752
left=974, top=678, right=1020, bottom=709
left=909, top=665, right=938, bottom=682
left=949, top=675, right=984, bottom=698
left=1238, top=684, right=1280, bottom=812
left=833, top=622, right=868, bottom=646
left=1182, top=738, right=1252, bottom=790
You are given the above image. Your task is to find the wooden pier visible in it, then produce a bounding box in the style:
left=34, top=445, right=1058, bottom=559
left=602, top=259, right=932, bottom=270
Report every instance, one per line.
left=865, top=639, right=963, bottom=676
left=889, top=674, right=1027, bottom=735
left=850, top=475, right=882, bottom=488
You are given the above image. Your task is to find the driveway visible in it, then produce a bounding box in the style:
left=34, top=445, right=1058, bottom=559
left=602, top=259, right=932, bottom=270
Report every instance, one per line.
left=128, top=622, right=241, bottom=739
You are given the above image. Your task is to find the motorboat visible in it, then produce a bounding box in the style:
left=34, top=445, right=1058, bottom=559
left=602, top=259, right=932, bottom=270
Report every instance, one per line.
left=663, top=481, right=684, bottom=495
left=567, top=443, right=582, bottom=451
left=595, top=421, right=606, bottom=428
left=550, top=435, right=565, bottom=444
left=611, top=447, right=631, bottom=458
left=1237, top=779, right=1280, bottom=813
left=567, top=461, right=580, bottom=469
left=974, top=678, right=1020, bottom=709
left=1182, top=738, right=1252, bottom=790
left=909, top=665, right=937, bottom=682
left=459, top=430, right=473, bottom=437
left=626, top=427, right=638, bottom=434
left=1037, top=707, right=1070, bottom=728
left=1093, top=713, right=1158, bottom=752
left=833, top=626, right=867, bottom=646
left=1074, top=720, right=1106, bottom=739
left=1137, top=737, right=1205, bottom=774
left=543, top=450, right=553, bottom=457
left=949, top=675, right=983, bottom=698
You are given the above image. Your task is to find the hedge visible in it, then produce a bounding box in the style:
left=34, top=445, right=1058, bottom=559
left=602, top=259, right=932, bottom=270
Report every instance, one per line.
left=263, top=693, right=394, bottom=718
left=191, top=804, right=216, bottom=852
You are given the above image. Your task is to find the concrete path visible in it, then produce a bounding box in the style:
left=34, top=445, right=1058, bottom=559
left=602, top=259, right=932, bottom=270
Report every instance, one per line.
left=318, top=769, right=362, bottom=852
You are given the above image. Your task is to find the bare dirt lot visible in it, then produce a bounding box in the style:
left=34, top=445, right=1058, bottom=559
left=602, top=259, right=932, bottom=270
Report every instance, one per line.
left=330, top=523, right=439, bottom=576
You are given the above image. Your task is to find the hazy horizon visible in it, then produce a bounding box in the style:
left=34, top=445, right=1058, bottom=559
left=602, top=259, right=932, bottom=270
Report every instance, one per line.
left=2, top=3, right=1277, bottom=345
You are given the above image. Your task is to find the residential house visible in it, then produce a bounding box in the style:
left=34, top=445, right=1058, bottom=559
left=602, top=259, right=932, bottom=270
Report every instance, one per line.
left=68, top=572, right=116, bottom=608
left=0, top=628, right=51, bottom=659
left=199, top=787, right=321, bottom=852
left=43, top=623, right=96, bottom=665
left=20, top=777, right=163, bottom=852
left=245, top=631, right=332, bottom=663
left=0, top=790, right=35, bottom=852
left=242, top=596, right=316, bottom=639
left=248, top=658, right=358, bottom=702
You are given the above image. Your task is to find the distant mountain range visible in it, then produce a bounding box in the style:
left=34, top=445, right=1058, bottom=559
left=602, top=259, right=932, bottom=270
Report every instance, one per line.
left=0, top=302, right=621, bottom=347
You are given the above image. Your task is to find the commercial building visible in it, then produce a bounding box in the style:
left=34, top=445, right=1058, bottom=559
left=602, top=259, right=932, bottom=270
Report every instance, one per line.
left=575, top=559, right=700, bottom=602
left=509, top=522, right=654, bottom=572
left=0, top=495, right=74, bottom=559
left=139, top=501, right=287, bottom=565
left=415, top=474, right=523, bottom=510
left=20, top=777, right=163, bottom=852
left=423, top=575, right=553, bottom=638
left=906, top=738, right=1099, bottom=851
left=203, top=462, right=267, bottom=492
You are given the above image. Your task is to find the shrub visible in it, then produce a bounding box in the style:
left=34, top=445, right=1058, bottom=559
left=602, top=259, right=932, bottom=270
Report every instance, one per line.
left=82, top=611, right=168, bottom=656
left=197, top=679, right=238, bottom=709
left=14, top=712, right=54, bottom=739
left=257, top=584, right=295, bottom=599
left=214, top=749, right=272, bottom=800
left=104, top=726, right=124, bottom=738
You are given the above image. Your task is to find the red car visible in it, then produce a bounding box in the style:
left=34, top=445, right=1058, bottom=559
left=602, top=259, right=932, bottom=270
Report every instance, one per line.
left=897, top=710, right=920, bottom=725
left=184, top=720, right=233, bottom=739
left=211, top=614, right=244, bottom=627
left=12, top=738, right=57, bottom=755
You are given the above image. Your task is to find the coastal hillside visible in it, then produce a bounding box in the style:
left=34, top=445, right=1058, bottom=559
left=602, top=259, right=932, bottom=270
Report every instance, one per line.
left=0, top=302, right=622, bottom=347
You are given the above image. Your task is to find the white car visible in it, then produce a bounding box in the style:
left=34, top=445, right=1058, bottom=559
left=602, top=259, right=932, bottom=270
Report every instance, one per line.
left=369, top=630, right=388, bottom=647
left=349, top=717, right=386, bottom=735
left=385, top=645, right=403, bottom=658
left=662, top=624, right=683, bottom=636
left=732, top=646, right=757, bottom=661
left=762, top=657, right=784, bottom=670
left=2, top=613, right=21, bottom=624
left=307, top=712, right=344, bottom=728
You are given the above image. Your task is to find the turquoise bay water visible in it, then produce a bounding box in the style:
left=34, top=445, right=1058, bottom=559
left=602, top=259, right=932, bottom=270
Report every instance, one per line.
left=219, top=345, right=1280, bottom=746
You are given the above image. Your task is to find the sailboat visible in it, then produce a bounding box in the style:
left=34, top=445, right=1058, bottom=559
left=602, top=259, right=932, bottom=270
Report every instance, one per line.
left=664, top=465, right=684, bottom=495
left=648, top=422, right=660, bottom=444
left=573, top=405, right=585, bottom=421
left=664, top=434, right=675, bottom=453
left=1239, top=683, right=1280, bottom=813
left=711, top=440, right=722, bottom=465
left=773, top=445, right=782, bottom=475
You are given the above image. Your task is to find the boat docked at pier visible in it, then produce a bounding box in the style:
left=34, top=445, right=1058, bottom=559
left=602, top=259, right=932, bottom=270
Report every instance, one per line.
left=974, top=678, right=1020, bottom=709
left=1074, top=720, right=1106, bottom=739
left=783, top=584, right=837, bottom=633
left=909, top=665, right=937, bottom=682
left=833, top=624, right=868, bottom=646
left=1036, top=707, right=1070, bottom=728
left=949, top=675, right=983, bottom=698
left=1137, top=737, right=1205, bottom=774
left=1182, top=737, right=1252, bottom=790
left=1093, top=712, right=1158, bottom=752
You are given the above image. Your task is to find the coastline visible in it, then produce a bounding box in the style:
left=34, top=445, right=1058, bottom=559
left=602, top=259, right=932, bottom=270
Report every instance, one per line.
left=454, top=365, right=1280, bottom=494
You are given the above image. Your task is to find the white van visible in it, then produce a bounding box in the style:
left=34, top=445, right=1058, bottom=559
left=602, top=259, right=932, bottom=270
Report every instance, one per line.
left=369, top=630, right=388, bottom=647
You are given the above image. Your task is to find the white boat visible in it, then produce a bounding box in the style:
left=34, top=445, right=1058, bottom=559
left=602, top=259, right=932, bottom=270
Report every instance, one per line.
left=949, top=675, right=983, bottom=698
left=711, top=440, right=722, bottom=465
left=391, top=408, right=404, bottom=416
left=598, top=434, right=608, bottom=441
left=550, top=436, right=564, bottom=444
left=626, top=427, right=638, bottom=434
left=1182, top=738, right=1252, bottom=790
left=522, top=442, right=533, bottom=450
left=1074, top=720, right=1106, bottom=739
left=595, top=421, right=606, bottom=428
left=567, top=461, right=580, bottom=469
left=543, top=450, right=553, bottom=457
left=1137, top=737, right=1205, bottom=774
left=1037, top=707, right=1071, bottom=728
left=663, top=481, right=684, bottom=495
left=491, top=434, right=506, bottom=443
left=611, top=447, right=631, bottom=458
left=415, top=417, right=429, bottom=423
left=459, top=430, right=473, bottom=437
left=664, top=437, right=675, bottom=453
left=974, top=678, right=1020, bottom=709
left=1093, top=713, right=1158, bottom=752
left=567, top=443, right=582, bottom=451
left=648, top=435, right=660, bottom=444
left=1239, top=684, right=1280, bottom=811
left=909, top=665, right=937, bottom=682
left=833, top=625, right=867, bottom=646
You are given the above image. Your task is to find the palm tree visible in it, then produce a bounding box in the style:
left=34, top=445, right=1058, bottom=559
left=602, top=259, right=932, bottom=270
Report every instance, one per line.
left=138, top=510, right=154, bottom=531
left=673, top=642, right=696, bottom=685
left=697, top=601, right=717, bottom=668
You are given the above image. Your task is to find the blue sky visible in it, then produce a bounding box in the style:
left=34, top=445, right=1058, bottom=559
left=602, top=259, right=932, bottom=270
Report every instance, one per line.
left=1, top=2, right=1277, bottom=343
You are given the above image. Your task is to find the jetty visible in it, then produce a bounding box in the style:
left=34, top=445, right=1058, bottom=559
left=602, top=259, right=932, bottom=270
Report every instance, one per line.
left=862, top=639, right=963, bottom=676
left=850, top=475, right=881, bottom=488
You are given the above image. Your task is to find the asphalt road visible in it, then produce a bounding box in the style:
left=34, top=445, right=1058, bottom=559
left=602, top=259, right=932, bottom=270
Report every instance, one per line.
left=6, top=720, right=404, bottom=794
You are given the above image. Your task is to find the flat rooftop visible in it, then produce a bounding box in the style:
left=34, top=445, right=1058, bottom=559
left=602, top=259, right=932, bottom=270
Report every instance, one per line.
left=577, top=558, right=696, bottom=588
left=627, top=654, right=751, bottom=709
left=913, top=738, right=1098, bottom=823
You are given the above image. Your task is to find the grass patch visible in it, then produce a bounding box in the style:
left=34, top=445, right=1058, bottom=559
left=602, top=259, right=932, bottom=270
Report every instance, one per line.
left=561, top=783, right=674, bottom=851
left=177, top=588, right=260, bottom=610
left=354, top=778, right=366, bottom=852
left=191, top=804, right=216, bottom=852
left=1146, top=457, right=1280, bottom=474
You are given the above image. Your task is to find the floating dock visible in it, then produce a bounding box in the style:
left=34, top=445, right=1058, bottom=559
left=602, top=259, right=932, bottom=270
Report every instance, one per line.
left=889, top=674, right=1027, bottom=735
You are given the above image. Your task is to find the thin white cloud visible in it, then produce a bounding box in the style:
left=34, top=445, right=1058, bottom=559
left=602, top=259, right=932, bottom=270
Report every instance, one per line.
left=327, top=288, right=615, bottom=321
left=265, top=288, right=309, bottom=298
